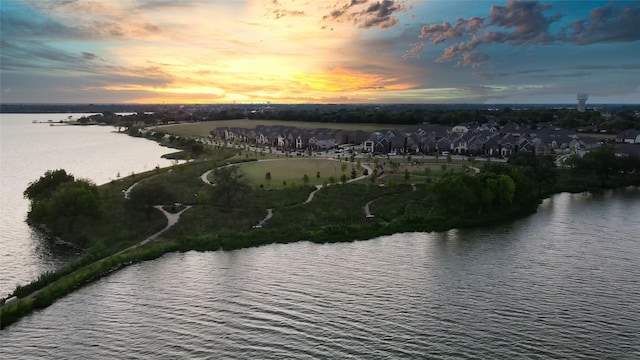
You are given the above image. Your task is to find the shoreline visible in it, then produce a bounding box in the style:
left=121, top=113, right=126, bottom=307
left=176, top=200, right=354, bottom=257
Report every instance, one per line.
left=2, top=131, right=639, bottom=329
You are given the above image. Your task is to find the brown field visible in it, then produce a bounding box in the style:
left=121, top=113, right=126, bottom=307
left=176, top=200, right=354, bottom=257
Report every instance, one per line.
left=154, top=119, right=411, bottom=138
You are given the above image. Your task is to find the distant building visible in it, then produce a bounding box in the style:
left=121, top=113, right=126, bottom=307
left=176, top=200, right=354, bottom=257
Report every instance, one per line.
left=577, top=93, right=588, bottom=112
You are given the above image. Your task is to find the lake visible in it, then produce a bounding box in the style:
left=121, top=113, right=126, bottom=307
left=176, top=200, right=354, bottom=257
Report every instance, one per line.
left=1, top=114, right=638, bottom=358
left=0, top=113, right=179, bottom=297
left=1, top=186, right=639, bottom=357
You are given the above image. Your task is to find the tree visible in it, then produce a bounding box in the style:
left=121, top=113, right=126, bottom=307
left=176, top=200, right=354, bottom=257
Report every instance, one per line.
left=316, top=171, right=320, bottom=179
left=25, top=173, right=103, bottom=235
left=212, top=166, right=251, bottom=208
left=129, top=181, right=175, bottom=212
left=508, top=152, right=557, bottom=195
left=404, top=168, right=410, bottom=181
left=265, top=171, right=272, bottom=186
left=24, top=169, right=75, bottom=201
left=340, top=174, right=348, bottom=184
left=350, top=167, right=357, bottom=179
left=340, top=162, right=348, bottom=175
left=47, top=180, right=103, bottom=231
left=302, top=174, right=310, bottom=185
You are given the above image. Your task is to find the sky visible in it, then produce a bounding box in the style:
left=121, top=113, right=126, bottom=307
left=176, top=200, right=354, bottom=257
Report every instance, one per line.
left=1, top=0, right=639, bottom=104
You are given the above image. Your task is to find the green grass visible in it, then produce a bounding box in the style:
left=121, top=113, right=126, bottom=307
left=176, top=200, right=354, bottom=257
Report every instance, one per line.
left=3, top=146, right=554, bottom=329
left=155, top=119, right=411, bottom=138
left=236, top=158, right=364, bottom=187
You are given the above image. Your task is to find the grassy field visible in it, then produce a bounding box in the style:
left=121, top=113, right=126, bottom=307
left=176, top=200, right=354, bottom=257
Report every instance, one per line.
left=155, top=119, right=410, bottom=138
left=237, top=158, right=363, bottom=187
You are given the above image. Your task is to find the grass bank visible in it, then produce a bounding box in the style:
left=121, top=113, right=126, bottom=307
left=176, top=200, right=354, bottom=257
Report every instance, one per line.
left=3, top=146, right=637, bottom=329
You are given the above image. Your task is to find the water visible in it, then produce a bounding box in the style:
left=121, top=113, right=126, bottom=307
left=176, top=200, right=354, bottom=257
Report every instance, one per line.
left=0, top=114, right=179, bottom=296
left=1, top=189, right=639, bottom=358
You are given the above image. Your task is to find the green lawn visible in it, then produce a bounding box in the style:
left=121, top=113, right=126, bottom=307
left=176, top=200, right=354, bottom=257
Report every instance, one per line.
left=155, top=119, right=410, bottom=138
left=237, top=158, right=363, bottom=187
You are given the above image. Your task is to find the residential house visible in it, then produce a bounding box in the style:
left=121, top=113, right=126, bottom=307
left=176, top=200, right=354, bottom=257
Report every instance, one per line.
left=616, top=129, right=640, bottom=144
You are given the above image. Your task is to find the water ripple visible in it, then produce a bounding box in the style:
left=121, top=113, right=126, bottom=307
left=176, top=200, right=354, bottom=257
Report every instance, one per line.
left=2, top=191, right=640, bottom=359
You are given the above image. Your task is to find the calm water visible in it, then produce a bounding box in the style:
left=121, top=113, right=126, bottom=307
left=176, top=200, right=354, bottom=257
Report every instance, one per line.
left=0, top=114, right=179, bottom=296
left=1, top=188, right=639, bottom=358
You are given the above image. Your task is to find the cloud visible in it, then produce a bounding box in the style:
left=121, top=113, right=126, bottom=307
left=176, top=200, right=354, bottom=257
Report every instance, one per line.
left=571, top=64, right=640, bottom=70
left=456, top=52, right=490, bottom=69
left=473, top=68, right=546, bottom=80
left=82, top=52, right=97, bottom=60
left=266, top=0, right=308, bottom=19
left=323, top=0, right=407, bottom=29
left=530, top=71, right=590, bottom=79
left=418, top=17, right=484, bottom=44
left=402, top=41, right=424, bottom=58
left=409, top=0, right=639, bottom=67
left=6, top=0, right=167, bottom=41
left=0, top=39, right=174, bottom=91
left=562, top=3, right=640, bottom=45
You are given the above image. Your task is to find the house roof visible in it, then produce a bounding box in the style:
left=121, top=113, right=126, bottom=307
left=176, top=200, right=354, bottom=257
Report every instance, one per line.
left=617, top=128, right=640, bottom=139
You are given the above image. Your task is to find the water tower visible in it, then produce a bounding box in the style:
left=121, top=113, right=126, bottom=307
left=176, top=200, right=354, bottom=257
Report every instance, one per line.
left=577, top=93, right=588, bottom=112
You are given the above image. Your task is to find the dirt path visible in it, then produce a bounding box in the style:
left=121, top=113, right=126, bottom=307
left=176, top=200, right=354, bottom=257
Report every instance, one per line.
left=137, top=205, right=192, bottom=246
left=364, top=200, right=374, bottom=218
left=201, top=160, right=373, bottom=227
left=2, top=205, right=191, bottom=308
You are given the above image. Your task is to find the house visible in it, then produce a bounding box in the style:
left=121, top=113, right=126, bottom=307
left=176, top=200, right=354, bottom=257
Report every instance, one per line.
left=367, top=132, right=390, bottom=153
left=500, top=134, right=518, bottom=157
left=451, top=124, right=469, bottom=134
left=516, top=135, right=534, bottom=153
left=616, top=129, right=640, bottom=144
left=532, top=138, right=550, bottom=156
left=500, top=123, right=524, bottom=137
left=311, top=134, right=335, bottom=149
left=435, top=137, right=452, bottom=153
left=451, top=133, right=469, bottom=154
left=386, top=130, right=407, bottom=153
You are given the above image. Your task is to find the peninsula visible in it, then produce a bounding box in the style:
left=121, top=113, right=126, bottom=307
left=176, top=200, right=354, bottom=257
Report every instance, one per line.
left=2, top=107, right=639, bottom=329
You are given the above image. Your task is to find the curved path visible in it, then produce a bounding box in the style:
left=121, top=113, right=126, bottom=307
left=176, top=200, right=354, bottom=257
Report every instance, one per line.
left=137, top=205, right=192, bottom=246
left=201, top=159, right=373, bottom=227
left=2, top=204, right=191, bottom=309
left=304, top=185, right=323, bottom=204
left=364, top=200, right=375, bottom=218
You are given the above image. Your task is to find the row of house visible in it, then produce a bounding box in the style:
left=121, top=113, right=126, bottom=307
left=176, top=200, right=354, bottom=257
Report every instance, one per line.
left=210, top=122, right=618, bottom=157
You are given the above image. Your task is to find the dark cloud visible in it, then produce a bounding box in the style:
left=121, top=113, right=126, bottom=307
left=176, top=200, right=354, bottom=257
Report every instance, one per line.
left=82, top=52, right=97, bottom=60
left=572, top=64, right=640, bottom=70
left=531, top=72, right=590, bottom=79
left=323, top=0, right=407, bottom=29
left=3, top=1, right=166, bottom=42
left=0, top=40, right=83, bottom=71
left=562, top=3, right=640, bottom=45
left=473, top=68, right=546, bottom=80
left=409, top=0, right=639, bottom=68
left=418, top=17, right=484, bottom=44
left=487, top=0, right=559, bottom=38
left=0, top=9, right=84, bottom=40
left=457, top=52, right=490, bottom=69
left=0, top=39, right=173, bottom=90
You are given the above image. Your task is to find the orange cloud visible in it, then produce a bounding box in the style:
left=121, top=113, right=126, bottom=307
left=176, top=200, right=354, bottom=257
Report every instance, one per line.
left=295, top=67, right=416, bottom=92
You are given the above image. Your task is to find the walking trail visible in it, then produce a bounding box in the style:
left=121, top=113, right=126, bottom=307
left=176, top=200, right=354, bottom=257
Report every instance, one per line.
left=201, top=159, right=373, bottom=227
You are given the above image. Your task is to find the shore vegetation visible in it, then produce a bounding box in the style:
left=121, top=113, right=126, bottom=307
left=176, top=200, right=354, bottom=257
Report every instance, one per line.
left=2, top=141, right=639, bottom=329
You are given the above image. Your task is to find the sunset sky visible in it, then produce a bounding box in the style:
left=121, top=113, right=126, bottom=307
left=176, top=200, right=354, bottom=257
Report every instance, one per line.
left=1, top=0, right=639, bottom=104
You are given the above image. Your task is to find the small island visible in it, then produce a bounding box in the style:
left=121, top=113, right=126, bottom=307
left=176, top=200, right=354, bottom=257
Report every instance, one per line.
left=2, top=113, right=639, bottom=329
